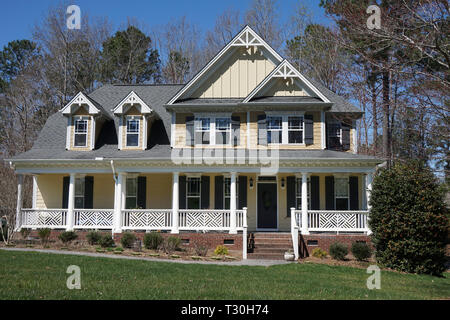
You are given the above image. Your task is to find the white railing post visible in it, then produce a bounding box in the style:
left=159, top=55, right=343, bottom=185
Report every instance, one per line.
left=171, top=172, right=179, bottom=234
left=301, top=172, right=309, bottom=235
left=291, top=207, right=299, bottom=260
left=229, top=172, right=237, bottom=234
left=366, top=172, right=373, bottom=235
left=113, top=172, right=124, bottom=233
left=14, top=174, right=23, bottom=231
left=66, top=173, right=75, bottom=231
left=242, top=207, right=248, bottom=260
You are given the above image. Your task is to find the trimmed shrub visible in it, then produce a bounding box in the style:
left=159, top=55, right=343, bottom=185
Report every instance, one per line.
left=351, top=242, right=372, bottom=261
left=193, top=242, right=208, bottom=257
left=120, top=232, right=136, bottom=248
left=58, top=231, right=78, bottom=244
left=369, top=161, right=448, bottom=275
left=329, top=242, right=348, bottom=260
left=38, top=228, right=51, bottom=245
left=214, top=245, right=229, bottom=256
left=20, top=228, right=31, bottom=239
left=143, top=232, right=163, bottom=250
left=99, top=235, right=115, bottom=248
left=311, top=248, right=327, bottom=259
left=86, top=231, right=102, bottom=245
left=162, top=236, right=181, bottom=254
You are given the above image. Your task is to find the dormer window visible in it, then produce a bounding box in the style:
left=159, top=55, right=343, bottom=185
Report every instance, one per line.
left=126, top=116, right=140, bottom=147
left=74, top=118, right=88, bottom=147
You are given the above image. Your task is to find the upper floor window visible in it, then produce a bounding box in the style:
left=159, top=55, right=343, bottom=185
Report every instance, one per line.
left=195, top=118, right=210, bottom=145
left=215, top=118, right=231, bottom=145
left=126, top=117, right=140, bottom=147
left=288, top=116, right=304, bottom=144
left=335, top=177, right=349, bottom=210
left=327, top=121, right=342, bottom=149
left=267, top=116, right=282, bottom=144
left=186, top=177, right=201, bottom=209
left=74, top=118, right=88, bottom=147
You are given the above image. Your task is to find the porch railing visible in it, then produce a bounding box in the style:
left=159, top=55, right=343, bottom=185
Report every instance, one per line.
left=178, top=209, right=245, bottom=231
left=122, top=209, right=172, bottom=231
left=74, top=209, right=113, bottom=229
left=294, top=210, right=369, bottom=233
left=21, top=209, right=68, bottom=229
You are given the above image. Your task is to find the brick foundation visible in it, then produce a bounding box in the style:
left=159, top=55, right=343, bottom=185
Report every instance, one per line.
left=299, top=234, right=372, bottom=258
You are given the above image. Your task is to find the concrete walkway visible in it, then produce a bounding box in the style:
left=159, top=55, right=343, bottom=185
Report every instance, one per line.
left=0, top=247, right=291, bottom=267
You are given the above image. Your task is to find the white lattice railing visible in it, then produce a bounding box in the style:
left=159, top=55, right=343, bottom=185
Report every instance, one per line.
left=122, top=209, right=172, bottom=230
left=294, top=210, right=369, bottom=232
left=74, top=209, right=113, bottom=229
left=178, top=209, right=244, bottom=231
left=21, top=209, right=68, bottom=229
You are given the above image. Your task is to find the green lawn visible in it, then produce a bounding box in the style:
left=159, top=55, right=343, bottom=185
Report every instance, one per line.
left=0, top=250, right=448, bottom=299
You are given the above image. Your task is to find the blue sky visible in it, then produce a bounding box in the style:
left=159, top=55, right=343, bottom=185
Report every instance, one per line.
left=0, top=0, right=329, bottom=48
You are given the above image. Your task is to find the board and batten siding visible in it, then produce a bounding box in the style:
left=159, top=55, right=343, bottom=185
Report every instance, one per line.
left=192, top=47, right=276, bottom=99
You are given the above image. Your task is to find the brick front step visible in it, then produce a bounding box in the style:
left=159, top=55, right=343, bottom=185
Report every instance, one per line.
left=253, top=243, right=292, bottom=249
left=251, top=248, right=288, bottom=254
left=253, top=239, right=292, bottom=245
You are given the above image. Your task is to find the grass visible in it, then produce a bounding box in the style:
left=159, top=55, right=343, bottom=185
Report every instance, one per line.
left=0, top=250, right=448, bottom=300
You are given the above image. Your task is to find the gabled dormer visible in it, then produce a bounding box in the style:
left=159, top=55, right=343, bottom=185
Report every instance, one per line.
left=113, top=91, right=153, bottom=150
left=61, top=92, right=108, bottom=151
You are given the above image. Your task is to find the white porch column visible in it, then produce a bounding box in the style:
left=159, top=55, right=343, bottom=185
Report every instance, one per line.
left=113, top=172, right=124, bottom=233
left=32, top=175, right=38, bottom=209
left=66, top=173, right=76, bottom=231
left=229, top=172, right=237, bottom=234
left=14, top=174, right=23, bottom=231
left=171, top=172, right=179, bottom=234
left=301, top=172, right=309, bottom=235
left=366, top=172, right=374, bottom=235
left=242, top=207, right=248, bottom=259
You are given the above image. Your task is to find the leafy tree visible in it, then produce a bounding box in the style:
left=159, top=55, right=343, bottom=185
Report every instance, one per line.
left=369, top=161, right=448, bottom=275
left=101, top=26, right=161, bottom=84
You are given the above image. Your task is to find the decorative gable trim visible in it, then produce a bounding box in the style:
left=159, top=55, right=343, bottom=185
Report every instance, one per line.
left=167, top=25, right=283, bottom=105
left=113, top=91, right=152, bottom=114
left=61, top=92, right=101, bottom=115
left=243, top=60, right=330, bottom=103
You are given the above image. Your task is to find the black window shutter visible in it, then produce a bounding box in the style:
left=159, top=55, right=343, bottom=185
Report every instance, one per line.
left=231, top=116, right=240, bottom=146
left=342, top=124, right=350, bottom=150
left=238, top=176, right=247, bottom=209
left=349, top=176, right=359, bottom=210
left=201, top=176, right=210, bottom=209
left=286, top=176, right=296, bottom=217
left=310, top=176, right=320, bottom=210
left=137, top=176, right=147, bottom=209
left=62, top=176, right=70, bottom=209
left=185, top=116, right=194, bottom=146
left=257, top=114, right=267, bottom=146
left=304, top=115, right=314, bottom=145
left=84, top=176, right=94, bottom=209
left=214, top=176, right=224, bottom=209
left=325, top=176, right=335, bottom=210
left=179, top=175, right=186, bottom=209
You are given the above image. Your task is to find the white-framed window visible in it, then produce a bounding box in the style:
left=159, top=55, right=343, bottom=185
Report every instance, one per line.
left=224, top=177, right=239, bottom=209
left=74, top=118, right=88, bottom=147
left=74, top=177, right=85, bottom=209
left=195, top=118, right=211, bottom=145
left=288, top=116, right=304, bottom=144
left=125, top=177, right=138, bottom=209
left=126, top=116, right=140, bottom=147
left=327, top=121, right=342, bottom=149
left=267, top=116, right=282, bottom=144
left=295, top=178, right=310, bottom=210
left=186, top=177, right=201, bottom=209
left=266, top=114, right=305, bottom=145
left=215, top=118, right=231, bottom=145
left=335, top=177, right=349, bottom=210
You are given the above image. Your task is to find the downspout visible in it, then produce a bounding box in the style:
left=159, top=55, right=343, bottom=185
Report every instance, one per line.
left=110, top=160, right=118, bottom=183
left=110, top=160, right=118, bottom=236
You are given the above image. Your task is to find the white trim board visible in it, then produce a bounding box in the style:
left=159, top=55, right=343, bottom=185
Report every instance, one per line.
left=61, top=92, right=101, bottom=115
left=113, top=91, right=153, bottom=114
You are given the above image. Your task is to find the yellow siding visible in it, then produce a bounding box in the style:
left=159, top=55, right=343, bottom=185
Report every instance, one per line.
left=263, top=78, right=309, bottom=97
left=93, top=174, right=115, bottom=209
left=35, top=174, right=64, bottom=209
left=192, top=47, right=276, bottom=98
left=145, top=173, right=172, bottom=209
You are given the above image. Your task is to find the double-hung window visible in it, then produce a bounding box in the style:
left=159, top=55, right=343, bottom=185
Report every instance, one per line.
left=335, top=177, right=349, bottom=210
left=215, top=118, right=231, bottom=145
left=223, top=177, right=239, bottom=209
left=126, top=177, right=138, bottom=209
left=74, top=118, right=88, bottom=147
left=288, top=116, right=304, bottom=144
left=327, top=121, right=342, bottom=149
left=126, top=117, right=140, bottom=147
left=74, top=177, right=85, bottom=209
left=295, top=178, right=310, bottom=210
left=195, top=118, right=210, bottom=145
left=267, top=116, right=283, bottom=144
left=186, top=177, right=201, bottom=209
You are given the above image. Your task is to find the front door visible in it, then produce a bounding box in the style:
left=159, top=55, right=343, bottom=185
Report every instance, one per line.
left=257, top=183, right=277, bottom=229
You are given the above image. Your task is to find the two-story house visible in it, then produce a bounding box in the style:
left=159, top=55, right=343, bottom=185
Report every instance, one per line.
left=8, top=26, right=382, bottom=259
